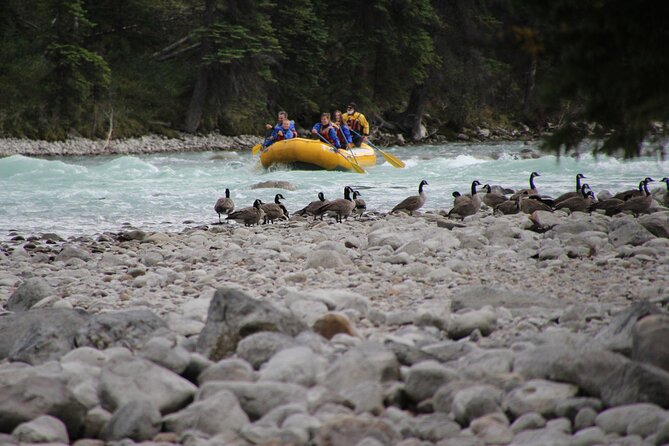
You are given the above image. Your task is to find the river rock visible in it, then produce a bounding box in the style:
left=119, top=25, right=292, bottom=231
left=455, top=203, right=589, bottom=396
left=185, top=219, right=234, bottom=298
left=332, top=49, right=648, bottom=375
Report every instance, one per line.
left=306, top=250, right=352, bottom=269
left=74, top=309, right=168, bottom=351
left=511, top=427, right=572, bottom=446
left=100, top=400, right=161, bottom=442
left=0, top=308, right=90, bottom=365
left=83, top=406, right=111, bottom=439
left=251, top=180, right=297, bottom=191
left=314, top=415, right=401, bottom=446
left=594, top=300, right=661, bottom=354
left=99, top=356, right=197, bottom=414
left=0, top=376, right=86, bottom=438
left=56, top=245, right=91, bottom=262
left=448, top=306, right=497, bottom=339
left=5, top=277, right=55, bottom=311
left=595, top=403, right=668, bottom=436
left=452, top=384, right=504, bottom=425
left=163, top=389, right=249, bottom=436
left=470, top=412, right=513, bottom=445
left=504, top=379, right=578, bottom=418
left=513, top=344, right=669, bottom=409
left=259, top=346, right=326, bottom=387
left=197, top=287, right=306, bottom=361
left=510, top=412, right=547, bottom=433
left=410, top=413, right=460, bottom=442
left=313, top=312, right=358, bottom=340
left=236, top=331, right=298, bottom=369
left=139, top=336, right=190, bottom=374
left=197, top=358, right=256, bottom=385
left=608, top=219, right=654, bottom=247
left=450, top=286, right=559, bottom=314
left=631, top=314, right=669, bottom=373
left=638, top=213, right=669, bottom=238
left=12, top=415, right=69, bottom=444
left=403, top=360, right=458, bottom=403
left=197, top=381, right=308, bottom=420
left=324, top=342, right=399, bottom=391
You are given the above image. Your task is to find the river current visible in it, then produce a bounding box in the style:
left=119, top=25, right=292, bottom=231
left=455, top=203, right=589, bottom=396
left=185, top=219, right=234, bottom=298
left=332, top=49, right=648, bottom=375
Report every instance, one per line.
left=1, top=141, right=667, bottom=239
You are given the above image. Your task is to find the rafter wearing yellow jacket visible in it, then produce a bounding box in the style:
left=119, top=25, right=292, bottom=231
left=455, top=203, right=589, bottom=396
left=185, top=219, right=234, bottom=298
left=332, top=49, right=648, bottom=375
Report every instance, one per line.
left=342, top=102, right=369, bottom=147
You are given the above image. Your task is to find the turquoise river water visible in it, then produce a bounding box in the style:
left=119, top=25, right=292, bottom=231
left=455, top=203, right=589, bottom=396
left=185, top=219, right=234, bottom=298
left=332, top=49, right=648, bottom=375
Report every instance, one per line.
left=1, top=141, right=667, bottom=239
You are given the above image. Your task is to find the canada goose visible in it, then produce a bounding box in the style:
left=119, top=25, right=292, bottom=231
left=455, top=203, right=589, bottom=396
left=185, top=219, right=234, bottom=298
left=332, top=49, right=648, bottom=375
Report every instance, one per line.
left=391, top=180, right=428, bottom=215
left=452, top=191, right=469, bottom=207
left=520, top=194, right=552, bottom=214
left=467, top=180, right=482, bottom=210
left=590, top=197, right=625, bottom=215
left=295, top=192, right=328, bottom=218
left=494, top=195, right=520, bottom=215
left=661, top=177, right=669, bottom=207
left=448, top=199, right=478, bottom=219
left=481, top=184, right=508, bottom=208
left=352, top=191, right=367, bottom=217
left=227, top=199, right=264, bottom=226
left=512, top=172, right=540, bottom=198
left=315, top=186, right=355, bottom=223
left=554, top=173, right=587, bottom=206
left=261, top=194, right=289, bottom=224
left=612, top=178, right=654, bottom=217
left=613, top=177, right=654, bottom=201
left=554, top=184, right=595, bottom=213
left=214, top=188, right=234, bottom=223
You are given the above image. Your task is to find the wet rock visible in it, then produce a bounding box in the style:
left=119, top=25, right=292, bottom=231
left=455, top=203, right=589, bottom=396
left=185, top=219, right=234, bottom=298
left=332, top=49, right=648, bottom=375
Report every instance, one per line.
left=5, top=277, right=55, bottom=311
left=75, top=309, right=168, bottom=351
left=0, top=308, right=90, bottom=365
left=99, top=356, right=197, bottom=414
left=632, top=314, right=669, bottom=373
left=12, top=415, right=69, bottom=444
left=163, top=389, right=249, bottom=436
left=197, top=287, right=306, bottom=361
left=100, top=400, right=161, bottom=442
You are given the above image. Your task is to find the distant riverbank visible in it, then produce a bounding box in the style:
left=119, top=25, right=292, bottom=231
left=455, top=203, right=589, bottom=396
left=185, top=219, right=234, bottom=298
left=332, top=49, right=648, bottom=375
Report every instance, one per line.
left=0, top=133, right=263, bottom=157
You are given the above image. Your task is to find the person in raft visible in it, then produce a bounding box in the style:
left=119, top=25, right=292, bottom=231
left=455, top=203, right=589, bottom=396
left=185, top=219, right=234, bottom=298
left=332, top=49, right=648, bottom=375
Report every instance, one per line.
left=311, top=113, right=341, bottom=150
left=266, top=118, right=295, bottom=146
left=332, top=110, right=354, bottom=149
left=341, top=102, right=369, bottom=147
left=264, top=111, right=296, bottom=146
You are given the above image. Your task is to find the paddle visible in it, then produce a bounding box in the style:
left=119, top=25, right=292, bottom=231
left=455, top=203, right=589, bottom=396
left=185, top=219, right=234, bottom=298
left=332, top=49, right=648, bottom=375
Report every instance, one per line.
left=251, top=143, right=262, bottom=155
left=350, top=129, right=405, bottom=168
left=315, top=132, right=366, bottom=174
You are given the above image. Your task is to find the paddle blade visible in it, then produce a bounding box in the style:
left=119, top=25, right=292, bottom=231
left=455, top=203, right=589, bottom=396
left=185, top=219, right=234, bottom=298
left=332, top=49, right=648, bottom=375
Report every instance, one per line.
left=379, top=149, right=405, bottom=168
left=349, top=162, right=366, bottom=174
left=251, top=144, right=262, bottom=155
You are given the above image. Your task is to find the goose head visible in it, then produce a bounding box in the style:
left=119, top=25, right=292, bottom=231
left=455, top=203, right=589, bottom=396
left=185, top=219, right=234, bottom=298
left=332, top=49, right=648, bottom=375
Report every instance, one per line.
left=274, top=194, right=285, bottom=204
left=530, top=172, right=540, bottom=178
left=576, top=173, right=586, bottom=179
left=481, top=184, right=491, bottom=193
left=471, top=180, right=481, bottom=194
left=225, top=188, right=230, bottom=198
left=661, top=177, right=669, bottom=189
left=344, top=186, right=353, bottom=200
left=418, top=180, right=428, bottom=193
left=452, top=191, right=461, bottom=198
left=253, top=199, right=263, bottom=208
left=318, top=192, right=325, bottom=201
left=353, top=191, right=361, bottom=199
left=580, top=183, right=590, bottom=197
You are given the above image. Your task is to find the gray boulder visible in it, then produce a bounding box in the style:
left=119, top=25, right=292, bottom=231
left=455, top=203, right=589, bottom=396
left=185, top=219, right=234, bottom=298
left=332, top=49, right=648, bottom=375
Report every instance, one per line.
left=0, top=308, right=90, bottom=365
left=0, top=376, right=86, bottom=438
left=259, top=346, right=326, bottom=387
left=448, top=306, right=497, bottom=339
left=197, top=381, right=308, bottom=420
left=197, top=287, right=306, bottom=361
left=99, top=356, right=197, bottom=414
left=514, top=344, right=669, bottom=408
left=639, top=213, right=669, bottom=238
left=504, top=379, right=578, bottom=418
left=11, top=415, right=69, bottom=444
left=595, top=403, right=668, bottom=437
left=451, top=384, right=504, bottom=425
left=314, top=415, right=401, bottom=446
left=324, top=342, right=399, bottom=391
left=404, top=360, right=458, bottom=403
left=632, top=314, right=669, bottom=373
left=56, top=245, right=91, bottom=262
left=608, top=219, right=654, bottom=247
left=5, top=277, right=55, bottom=311
left=75, top=309, right=168, bottom=351
left=236, top=331, right=298, bottom=369
left=139, top=336, right=190, bottom=374
left=163, top=389, right=249, bottom=436
left=100, top=400, right=161, bottom=442
left=450, top=286, right=560, bottom=314
left=197, top=358, right=256, bottom=385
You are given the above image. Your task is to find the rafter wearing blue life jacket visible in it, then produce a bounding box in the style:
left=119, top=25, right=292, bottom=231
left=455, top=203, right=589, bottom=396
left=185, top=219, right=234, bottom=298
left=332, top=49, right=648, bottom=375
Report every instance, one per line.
left=311, top=113, right=341, bottom=149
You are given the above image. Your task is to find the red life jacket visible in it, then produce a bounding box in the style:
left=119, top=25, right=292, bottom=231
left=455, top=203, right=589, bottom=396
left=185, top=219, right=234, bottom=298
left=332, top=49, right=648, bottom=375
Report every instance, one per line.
left=276, top=132, right=286, bottom=141
left=320, top=124, right=337, bottom=146
left=333, top=123, right=346, bottom=145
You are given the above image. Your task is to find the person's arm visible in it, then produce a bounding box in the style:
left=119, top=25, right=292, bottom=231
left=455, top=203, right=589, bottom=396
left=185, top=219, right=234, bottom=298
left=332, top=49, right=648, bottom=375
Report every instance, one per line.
left=311, top=123, right=320, bottom=134
left=329, top=128, right=341, bottom=148
left=360, top=114, right=370, bottom=136
left=285, top=129, right=294, bottom=139
left=342, top=125, right=353, bottom=144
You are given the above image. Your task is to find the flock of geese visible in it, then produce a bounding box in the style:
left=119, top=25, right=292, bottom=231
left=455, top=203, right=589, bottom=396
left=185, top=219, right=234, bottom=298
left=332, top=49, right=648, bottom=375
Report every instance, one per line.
left=214, top=174, right=669, bottom=226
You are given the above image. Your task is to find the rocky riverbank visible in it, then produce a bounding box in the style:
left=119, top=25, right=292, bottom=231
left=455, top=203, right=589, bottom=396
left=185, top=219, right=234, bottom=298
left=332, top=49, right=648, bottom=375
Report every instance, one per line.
left=0, top=134, right=263, bottom=157
left=1, top=208, right=669, bottom=445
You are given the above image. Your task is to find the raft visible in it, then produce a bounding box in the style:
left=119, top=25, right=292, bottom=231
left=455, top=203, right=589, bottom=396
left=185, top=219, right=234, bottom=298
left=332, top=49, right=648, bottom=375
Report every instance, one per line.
left=259, top=137, right=376, bottom=172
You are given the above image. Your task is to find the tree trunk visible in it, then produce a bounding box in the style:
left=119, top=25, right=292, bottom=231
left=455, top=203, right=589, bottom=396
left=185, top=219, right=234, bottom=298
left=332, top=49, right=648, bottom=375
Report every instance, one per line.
left=405, top=83, right=428, bottom=141
left=184, top=0, right=216, bottom=133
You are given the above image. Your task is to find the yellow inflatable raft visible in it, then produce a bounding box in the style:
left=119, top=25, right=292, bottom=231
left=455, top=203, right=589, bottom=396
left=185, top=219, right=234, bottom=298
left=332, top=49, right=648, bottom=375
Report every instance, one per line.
left=259, top=138, right=376, bottom=172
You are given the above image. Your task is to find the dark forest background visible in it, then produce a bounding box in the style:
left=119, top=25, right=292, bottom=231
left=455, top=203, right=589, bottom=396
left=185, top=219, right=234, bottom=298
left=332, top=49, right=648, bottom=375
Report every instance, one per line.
left=1, top=0, right=667, bottom=156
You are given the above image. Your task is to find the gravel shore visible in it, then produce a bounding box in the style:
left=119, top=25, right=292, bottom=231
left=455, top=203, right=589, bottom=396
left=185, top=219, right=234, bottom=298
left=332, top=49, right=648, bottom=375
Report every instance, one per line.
left=1, top=207, right=669, bottom=445
left=0, top=134, right=262, bottom=157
